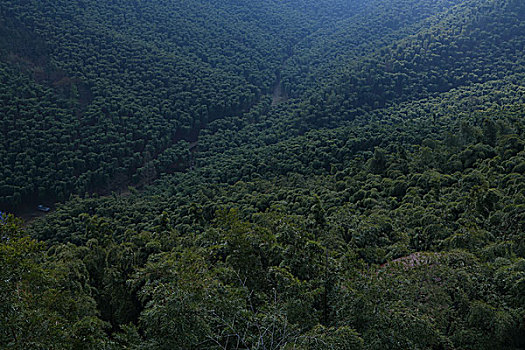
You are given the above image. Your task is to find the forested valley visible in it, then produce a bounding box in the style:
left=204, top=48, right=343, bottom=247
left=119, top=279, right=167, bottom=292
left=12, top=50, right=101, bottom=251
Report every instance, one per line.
left=1, top=0, right=524, bottom=349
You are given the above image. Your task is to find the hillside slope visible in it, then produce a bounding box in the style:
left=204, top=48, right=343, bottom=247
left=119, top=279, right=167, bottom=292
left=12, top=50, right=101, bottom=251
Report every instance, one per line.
left=1, top=0, right=525, bottom=348
left=0, top=0, right=469, bottom=212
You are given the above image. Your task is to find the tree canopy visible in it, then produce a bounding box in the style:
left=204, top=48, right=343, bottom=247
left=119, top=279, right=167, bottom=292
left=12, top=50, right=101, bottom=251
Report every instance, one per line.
left=1, top=0, right=525, bottom=348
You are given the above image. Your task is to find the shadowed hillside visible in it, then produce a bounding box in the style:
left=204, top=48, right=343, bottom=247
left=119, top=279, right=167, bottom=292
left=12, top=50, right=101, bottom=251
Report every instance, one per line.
left=1, top=0, right=524, bottom=348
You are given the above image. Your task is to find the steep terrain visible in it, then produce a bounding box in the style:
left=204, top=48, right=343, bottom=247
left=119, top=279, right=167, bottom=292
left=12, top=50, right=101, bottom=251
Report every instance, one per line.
left=1, top=0, right=524, bottom=349
left=0, top=0, right=469, bottom=211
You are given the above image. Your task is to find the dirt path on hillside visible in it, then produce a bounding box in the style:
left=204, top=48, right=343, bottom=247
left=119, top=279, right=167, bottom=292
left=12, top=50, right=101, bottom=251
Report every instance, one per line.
left=272, top=79, right=286, bottom=106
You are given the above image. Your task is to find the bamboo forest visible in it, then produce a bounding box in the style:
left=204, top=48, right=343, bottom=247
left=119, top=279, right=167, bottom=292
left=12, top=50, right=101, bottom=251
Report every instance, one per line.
left=1, top=0, right=524, bottom=349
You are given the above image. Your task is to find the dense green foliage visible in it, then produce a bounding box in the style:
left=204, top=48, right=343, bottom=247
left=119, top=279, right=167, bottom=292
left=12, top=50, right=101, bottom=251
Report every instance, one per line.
left=2, top=0, right=352, bottom=209
left=1, top=0, right=525, bottom=348
left=0, top=0, right=481, bottom=210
